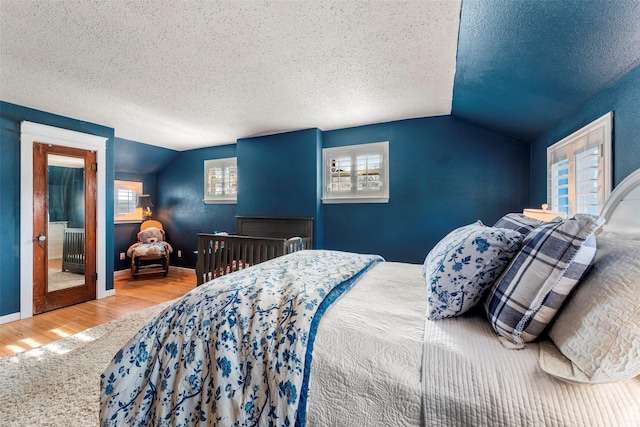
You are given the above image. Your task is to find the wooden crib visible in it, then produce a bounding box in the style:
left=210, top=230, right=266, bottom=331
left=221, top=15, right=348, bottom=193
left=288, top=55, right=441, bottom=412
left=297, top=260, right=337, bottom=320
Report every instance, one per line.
left=196, top=217, right=313, bottom=286
left=62, top=227, right=85, bottom=274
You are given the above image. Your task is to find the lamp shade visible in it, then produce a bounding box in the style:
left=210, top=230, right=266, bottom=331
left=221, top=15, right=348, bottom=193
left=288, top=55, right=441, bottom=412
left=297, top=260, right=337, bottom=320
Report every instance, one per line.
left=136, top=194, right=153, bottom=209
left=522, top=204, right=566, bottom=221
left=136, top=195, right=153, bottom=219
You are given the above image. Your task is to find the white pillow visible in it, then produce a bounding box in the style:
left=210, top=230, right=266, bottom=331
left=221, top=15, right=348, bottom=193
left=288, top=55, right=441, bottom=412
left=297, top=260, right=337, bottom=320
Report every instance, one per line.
left=422, top=221, right=523, bottom=320
left=541, top=237, right=640, bottom=383
left=596, top=229, right=640, bottom=240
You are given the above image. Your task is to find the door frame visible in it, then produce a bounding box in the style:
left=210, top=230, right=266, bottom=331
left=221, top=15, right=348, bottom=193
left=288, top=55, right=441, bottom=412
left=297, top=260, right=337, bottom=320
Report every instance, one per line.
left=33, top=143, right=97, bottom=314
left=20, top=121, right=110, bottom=319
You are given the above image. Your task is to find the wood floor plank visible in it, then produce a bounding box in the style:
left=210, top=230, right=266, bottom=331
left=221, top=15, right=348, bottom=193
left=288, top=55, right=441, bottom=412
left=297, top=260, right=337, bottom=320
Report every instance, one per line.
left=0, top=268, right=196, bottom=357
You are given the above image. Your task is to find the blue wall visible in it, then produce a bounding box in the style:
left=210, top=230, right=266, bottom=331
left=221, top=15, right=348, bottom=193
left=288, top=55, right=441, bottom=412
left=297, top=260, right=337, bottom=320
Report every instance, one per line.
left=154, top=116, right=530, bottom=267
left=0, top=101, right=115, bottom=317
left=3, top=59, right=636, bottom=318
left=237, top=129, right=323, bottom=246
left=453, top=0, right=640, bottom=143
left=156, top=144, right=238, bottom=269
left=322, top=116, right=530, bottom=263
left=114, top=137, right=178, bottom=175
left=113, top=137, right=178, bottom=271
left=48, top=166, right=85, bottom=227
left=531, top=64, right=640, bottom=205
left=113, top=171, right=158, bottom=271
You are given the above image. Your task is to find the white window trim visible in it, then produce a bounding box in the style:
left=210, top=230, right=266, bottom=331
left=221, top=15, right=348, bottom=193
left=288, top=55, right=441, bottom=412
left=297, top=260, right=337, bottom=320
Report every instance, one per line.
left=547, top=111, right=612, bottom=217
left=204, top=157, right=237, bottom=204
left=322, top=141, right=389, bottom=204
left=114, top=180, right=144, bottom=222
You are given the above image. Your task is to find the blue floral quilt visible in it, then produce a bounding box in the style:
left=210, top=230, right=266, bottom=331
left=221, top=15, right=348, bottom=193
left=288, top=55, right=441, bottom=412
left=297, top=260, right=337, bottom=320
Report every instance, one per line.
left=100, top=250, right=382, bottom=426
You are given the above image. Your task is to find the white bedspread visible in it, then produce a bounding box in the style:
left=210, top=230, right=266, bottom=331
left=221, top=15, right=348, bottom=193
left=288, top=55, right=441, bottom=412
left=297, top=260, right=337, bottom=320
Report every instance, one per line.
left=304, top=261, right=640, bottom=426
left=306, top=262, right=426, bottom=426
left=422, top=304, right=640, bottom=427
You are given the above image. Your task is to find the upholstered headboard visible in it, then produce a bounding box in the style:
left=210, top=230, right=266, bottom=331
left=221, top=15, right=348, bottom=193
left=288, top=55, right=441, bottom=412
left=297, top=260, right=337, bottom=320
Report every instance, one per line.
left=599, top=168, right=640, bottom=235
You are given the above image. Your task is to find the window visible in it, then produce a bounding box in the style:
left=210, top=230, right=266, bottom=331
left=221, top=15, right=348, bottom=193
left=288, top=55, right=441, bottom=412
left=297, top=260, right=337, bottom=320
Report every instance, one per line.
left=547, top=112, right=612, bottom=217
left=204, top=157, right=237, bottom=203
left=323, top=141, right=389, bottom=203
left=114, top=180, right=143, bottom=222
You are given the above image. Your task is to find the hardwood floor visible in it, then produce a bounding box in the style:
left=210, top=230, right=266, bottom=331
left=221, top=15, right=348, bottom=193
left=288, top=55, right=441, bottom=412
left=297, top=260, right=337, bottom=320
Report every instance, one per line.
left=0, top=268, right=196, bottom=357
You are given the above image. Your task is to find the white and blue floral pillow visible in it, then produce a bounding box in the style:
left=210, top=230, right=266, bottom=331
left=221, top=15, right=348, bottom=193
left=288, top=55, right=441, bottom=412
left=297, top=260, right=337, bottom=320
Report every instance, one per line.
left=423, top=221, right=523, bottom=320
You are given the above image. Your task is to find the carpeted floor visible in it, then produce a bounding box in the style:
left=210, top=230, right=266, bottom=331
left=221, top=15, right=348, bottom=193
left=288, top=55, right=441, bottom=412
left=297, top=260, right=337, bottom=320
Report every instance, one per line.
left=0, top=301, right=173, bottom=426
left=48, top=270, right=85, bottom=291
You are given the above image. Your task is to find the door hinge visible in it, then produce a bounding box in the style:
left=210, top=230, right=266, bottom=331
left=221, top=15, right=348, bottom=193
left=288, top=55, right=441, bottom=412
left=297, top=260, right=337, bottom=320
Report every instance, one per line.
left=91, top=163, right=98, bottom=171
left=91, top=272, right=98, bottom=281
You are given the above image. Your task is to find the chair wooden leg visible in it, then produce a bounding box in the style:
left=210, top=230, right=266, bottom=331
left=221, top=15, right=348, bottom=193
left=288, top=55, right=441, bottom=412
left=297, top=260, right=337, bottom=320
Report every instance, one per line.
left=131, top=257, right=137, bottom=279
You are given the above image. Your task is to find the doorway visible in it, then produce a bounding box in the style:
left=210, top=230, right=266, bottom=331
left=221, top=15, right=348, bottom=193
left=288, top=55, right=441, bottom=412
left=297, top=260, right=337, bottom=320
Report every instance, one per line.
left=20, top=121, right=109, bottom=320
left=32, top=143, right=97, bottom=314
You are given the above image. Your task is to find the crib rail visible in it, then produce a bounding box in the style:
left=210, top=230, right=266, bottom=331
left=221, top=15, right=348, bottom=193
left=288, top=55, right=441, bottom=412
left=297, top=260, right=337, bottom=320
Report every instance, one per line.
left=62, top=228, right=85, bottom=274
left=196, top=234, right=307, bottom=286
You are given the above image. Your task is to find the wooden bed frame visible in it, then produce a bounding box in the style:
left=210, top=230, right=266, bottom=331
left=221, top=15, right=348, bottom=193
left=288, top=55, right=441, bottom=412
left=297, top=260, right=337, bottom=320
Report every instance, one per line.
left=196, top=217, right=313, bottom=286
left=62, top=227, right=85, bottom=274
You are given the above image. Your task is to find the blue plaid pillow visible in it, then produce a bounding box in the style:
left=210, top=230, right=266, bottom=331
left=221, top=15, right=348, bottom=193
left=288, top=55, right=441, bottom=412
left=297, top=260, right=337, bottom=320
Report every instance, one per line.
left=423, top=221, right=523, bottom=320
left=484, top=214, right=604, bottom=347
left=493, top=212, right=561, bottom=235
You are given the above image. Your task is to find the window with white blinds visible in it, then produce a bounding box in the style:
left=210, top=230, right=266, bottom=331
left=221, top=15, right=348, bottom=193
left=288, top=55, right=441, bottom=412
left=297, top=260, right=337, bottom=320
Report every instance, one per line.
left=204, top=157, right=237, bottom=203
left=547, top=112, right=612, bottom=217
left=322, top=141, right=389, bottom=203
left=114, top=180, right=143, bottom=222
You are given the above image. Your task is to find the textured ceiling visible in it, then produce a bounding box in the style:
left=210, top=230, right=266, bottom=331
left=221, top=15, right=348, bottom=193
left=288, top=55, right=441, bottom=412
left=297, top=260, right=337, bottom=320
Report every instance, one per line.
left=0, top=0, right=462, bottom=150
left=4, top=1, right=638, bottom=151
left=453, top=0, right=640, bottom=142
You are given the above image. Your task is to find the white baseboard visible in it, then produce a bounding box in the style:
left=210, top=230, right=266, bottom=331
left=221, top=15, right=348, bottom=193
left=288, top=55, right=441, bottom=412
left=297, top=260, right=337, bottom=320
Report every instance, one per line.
left=101, top=289, right=116, bottom=298
left=114, top=266, right=194, bottom=276
left=172, top=266, right=196, bottom=274
left=0, top=312, right=22, bottom=325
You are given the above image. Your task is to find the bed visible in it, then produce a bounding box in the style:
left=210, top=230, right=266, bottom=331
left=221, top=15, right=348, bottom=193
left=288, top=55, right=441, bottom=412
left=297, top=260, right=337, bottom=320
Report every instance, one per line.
left=100, top=169, right=640, bottom=426
left=195, top=216, right=313, bottom=285
left=61, top=227, right=84, bottom=274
